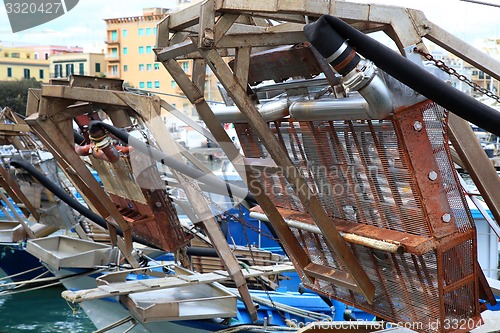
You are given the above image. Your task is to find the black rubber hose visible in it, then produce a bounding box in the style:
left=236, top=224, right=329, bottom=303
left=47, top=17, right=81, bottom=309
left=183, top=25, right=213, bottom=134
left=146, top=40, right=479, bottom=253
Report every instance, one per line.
left=304, top=15, right=500, bottom=137
left=73, top=130, right=86, bottom=146
left=10, top=158, right=159, bottom=249
left=88, top=121, right=258, bottom=206
left=303, top=17, right=360, bottom=76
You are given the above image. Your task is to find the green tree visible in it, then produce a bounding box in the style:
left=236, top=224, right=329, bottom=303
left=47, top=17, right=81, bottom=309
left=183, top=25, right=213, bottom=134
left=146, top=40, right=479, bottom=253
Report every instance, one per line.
left=0, top=78, right=42, bottom=116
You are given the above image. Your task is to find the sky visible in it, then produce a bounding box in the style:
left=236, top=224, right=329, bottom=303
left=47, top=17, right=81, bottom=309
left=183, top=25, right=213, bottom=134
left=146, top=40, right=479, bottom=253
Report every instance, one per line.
left=0, top=0, right=499, bottom=51
left=0, top=0, right=176, bottom=51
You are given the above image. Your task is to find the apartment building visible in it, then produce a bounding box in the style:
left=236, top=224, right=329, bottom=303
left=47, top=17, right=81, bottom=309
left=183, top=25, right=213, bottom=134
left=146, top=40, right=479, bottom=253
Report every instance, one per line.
left=50, top=53, right=105, bottom=79
left=0, top=45, right=49, bottom=82
left=104, top=5, right=219, bottom=117
left=30, top=45, right=83, bottom=60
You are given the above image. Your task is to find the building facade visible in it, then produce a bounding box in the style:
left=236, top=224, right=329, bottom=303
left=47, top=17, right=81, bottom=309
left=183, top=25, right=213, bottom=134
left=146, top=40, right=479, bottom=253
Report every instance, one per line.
left=0, top=45, right=49, bottom=82
left=49, top=53, right=105, bottom=79
left=30, top=45, right=84, bottom=61
left=104, top=6, right=220, bottom=117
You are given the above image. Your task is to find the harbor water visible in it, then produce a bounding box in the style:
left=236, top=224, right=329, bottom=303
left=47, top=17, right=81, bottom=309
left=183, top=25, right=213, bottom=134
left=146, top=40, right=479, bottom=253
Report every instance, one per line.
left=0, top=276, right=95, bottom=333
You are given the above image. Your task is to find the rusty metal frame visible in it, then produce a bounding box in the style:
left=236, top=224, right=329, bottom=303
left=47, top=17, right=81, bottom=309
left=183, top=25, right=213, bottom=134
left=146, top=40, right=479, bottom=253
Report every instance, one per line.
left=24, top=76, right=259, bottom=318
left=0, top=106, right=65, bottom=239
left=154, top=0, right=500, bottom=330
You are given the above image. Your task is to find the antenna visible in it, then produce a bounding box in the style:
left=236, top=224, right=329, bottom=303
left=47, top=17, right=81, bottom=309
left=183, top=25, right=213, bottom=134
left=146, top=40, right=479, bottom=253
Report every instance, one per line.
left=460, top=0, right=500, bottom=8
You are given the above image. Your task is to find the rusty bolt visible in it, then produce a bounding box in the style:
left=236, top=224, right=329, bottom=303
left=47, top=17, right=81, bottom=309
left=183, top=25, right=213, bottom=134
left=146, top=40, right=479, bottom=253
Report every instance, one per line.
left=442, top=213, right=451, bottom=223
left=428, top=171, right=438, bottom=181
left=413, top=121, right=423, bottom=131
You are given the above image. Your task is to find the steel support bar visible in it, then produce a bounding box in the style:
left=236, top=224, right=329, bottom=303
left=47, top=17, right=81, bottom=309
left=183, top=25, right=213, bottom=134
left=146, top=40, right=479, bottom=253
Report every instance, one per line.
left=199, top=48, right=375, bottom=303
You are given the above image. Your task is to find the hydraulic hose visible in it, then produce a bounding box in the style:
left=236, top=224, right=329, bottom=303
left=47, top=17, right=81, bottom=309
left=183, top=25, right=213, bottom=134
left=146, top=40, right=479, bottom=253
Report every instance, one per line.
left=10, top=158, right=159, bottom=249
left=88, top=121, right=258, bottom=206
left=304, top=15, right=500, bottom=137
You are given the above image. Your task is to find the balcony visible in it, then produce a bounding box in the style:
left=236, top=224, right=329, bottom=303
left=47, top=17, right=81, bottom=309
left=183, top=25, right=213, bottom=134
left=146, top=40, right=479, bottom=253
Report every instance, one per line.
left=105, top=53, right=120, bottom=62
left=105, top=38, right=120, bottom=45
left=105, top=30, right=120, bottom=45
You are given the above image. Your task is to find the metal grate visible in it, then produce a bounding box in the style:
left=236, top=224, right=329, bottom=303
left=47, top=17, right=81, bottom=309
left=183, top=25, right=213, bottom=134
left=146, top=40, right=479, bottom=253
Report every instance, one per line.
left=236, top=100, right=481, bottom=333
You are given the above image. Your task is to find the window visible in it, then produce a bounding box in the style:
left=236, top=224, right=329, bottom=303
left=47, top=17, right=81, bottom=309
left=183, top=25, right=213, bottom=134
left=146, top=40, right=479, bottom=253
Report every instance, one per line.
left=95, top=63, right=101, bottom=72
left=44, top=53, right=49, bottom=60
left=154, top=63, right=160, bottom=70
left=146, top=28, right=152, bottom=36
left=7, top=67, right=12, bottom=77
left=111, top=30, right=117, bottom=41
left=479, top=71, right=485, bottom=79
left=34, top=53, right=38, bottom=59
left=154, top=81, right=160, bottom=88
left=123, top=47, right=128, bottom=55
left=138, top=28, right=144, bottom=36
left=139, top=64, right=144, bottom=71
left=110, top=65, right=118, bottom=76
left=139, top=46, right=144, bottom=54
left=65, top=63, right=74, bottom=76
left=147, top=81, right=152, bottom=89
left=26, top=54, right=30, bottom=59
left=23, top=68, right=30, bottom=79
left=123, top=29, right=128, bottom=37
left=123, top=65, right=128, bottom=72
left=4, top=53, right=8, bottom=57
left=146, top=64, right=152, bottom=71
left=39, top=69, right=44, bottom=79
left=55, top=64, right=62, bottom=77
left=182, top=61, right=189, bottom=72
left=146, top=46, right=152, bottom=54
left=79, top=63, right=84, bottom=75
left=111, top=48, right=118, bottom=58
left=11, top=53, right=20, bottom=58
left=139, top=82, right=145, bottom=89
left=171, top=80, right=176, bottom=88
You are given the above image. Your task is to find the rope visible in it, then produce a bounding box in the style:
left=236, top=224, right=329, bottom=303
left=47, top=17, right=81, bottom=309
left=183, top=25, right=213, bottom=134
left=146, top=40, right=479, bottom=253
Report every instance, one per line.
left=66, top=299, right=81, bottom=315
left=215, top=324, right=298, bottom=333
left=0, top=265, right=45, bottom=282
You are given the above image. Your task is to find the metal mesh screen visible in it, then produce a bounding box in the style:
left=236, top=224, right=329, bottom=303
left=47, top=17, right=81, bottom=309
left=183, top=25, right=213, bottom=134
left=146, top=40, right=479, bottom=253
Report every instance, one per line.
left=236, top=100, right=480, bottom=332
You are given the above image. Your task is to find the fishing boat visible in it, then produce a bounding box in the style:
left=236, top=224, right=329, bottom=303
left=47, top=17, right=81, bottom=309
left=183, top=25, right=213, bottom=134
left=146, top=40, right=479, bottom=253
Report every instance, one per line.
left=5, top=1, right=500, bottom=333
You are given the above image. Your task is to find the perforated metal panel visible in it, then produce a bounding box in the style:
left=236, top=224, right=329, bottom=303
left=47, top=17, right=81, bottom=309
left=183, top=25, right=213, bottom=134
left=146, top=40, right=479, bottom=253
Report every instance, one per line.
left=237, top=100, right=481, bottom=333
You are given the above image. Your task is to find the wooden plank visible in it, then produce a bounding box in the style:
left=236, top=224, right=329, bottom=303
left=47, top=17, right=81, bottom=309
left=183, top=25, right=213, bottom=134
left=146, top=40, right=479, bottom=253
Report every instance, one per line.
left=0, top=123, right=30, bottom=133
left=40, top=85, right=149, bottom=108
left=233, top=47, right=251, bottom=89
left=156, top=39, right=199, bottom=62
left=198, top=0, right=215, bottom=48
left=62, top=264, right=294, bottom=303
left=304, top=263, right=359, bottom=291
left=155, top=15, right=170, bottom=48
left=423, top=18, right=500, bottom=82
left=448, top=113, right=500, bottom=232
left=217, top=30, right=306, bottom=48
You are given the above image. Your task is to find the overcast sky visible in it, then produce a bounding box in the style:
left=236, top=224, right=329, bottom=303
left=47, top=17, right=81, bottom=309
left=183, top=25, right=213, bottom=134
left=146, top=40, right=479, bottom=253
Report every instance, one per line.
left=0, top=0, right=499, bottom=51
